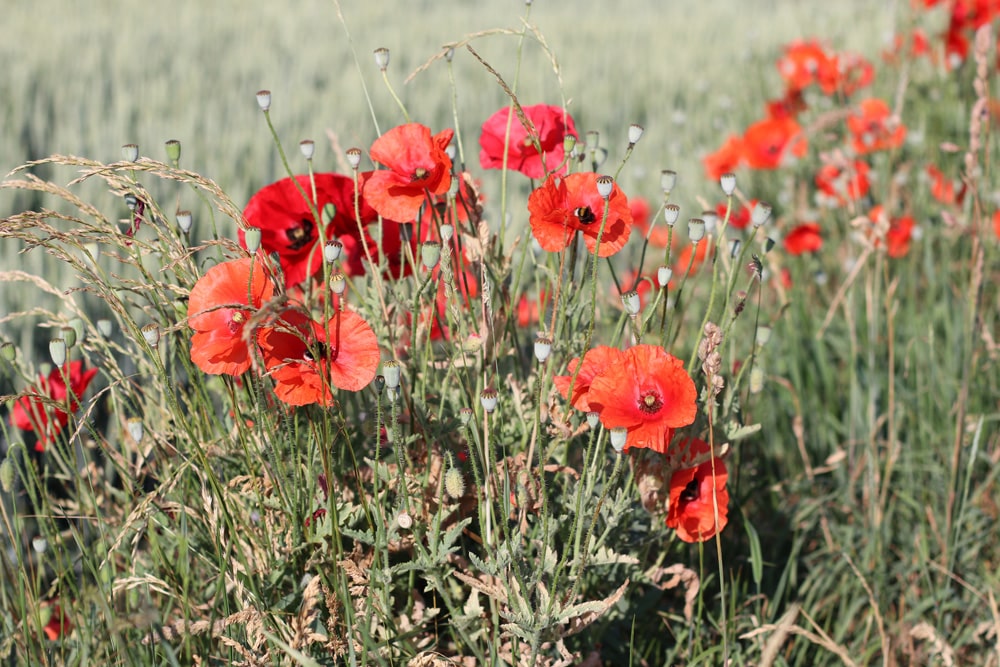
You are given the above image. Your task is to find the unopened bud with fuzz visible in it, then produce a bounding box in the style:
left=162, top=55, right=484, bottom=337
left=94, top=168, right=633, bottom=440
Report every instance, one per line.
left=445, top=467, right=465, bottom=499
left=49, top=338, right=67, bottom=366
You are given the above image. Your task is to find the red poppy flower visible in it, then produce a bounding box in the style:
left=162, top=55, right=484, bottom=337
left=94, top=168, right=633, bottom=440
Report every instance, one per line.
left=11, top=361, right=98, bottom=451
left=993, top=210, right=1000, bottom=239
left=703, top=134, right=744, bottom=181
left=527, top=173, right=632, bottom=257
left=586, top=345, right=697, bottom=453
left=242, top=173, right=380, bottom=288
left=777, top=40, right=836, bottom=92
left=766, top=89, right=808, bottom=120
left=847, top=98, right=906, bottom=154
left=553, top=346, right=624, bottom=413
left=479, top=104, right=578, bottom=179
left=666, top=438, right=729, bottom=543
left=869, top=205, right=917, bottom=258
left=363, top=123, right=454, bottom=222
left=259, top=310, right=380, bottom=406
left=670, top=239, right=711, bottom=287
left=715, top=200, right=754, bottom=230
left=822, top=51, right=875, bottom=97
left=925, top=164, right=966, bottom=206
left=815, top=159, right=871, bottom=207
left=742, top=117, right=807, bottom=170
left=188, top=257, right=275, bottom=376
left=517, top=293, right=544, bottom=328
left=40, top=600, right=72, bottom=640
left=784, top=222, right=823, bottom=255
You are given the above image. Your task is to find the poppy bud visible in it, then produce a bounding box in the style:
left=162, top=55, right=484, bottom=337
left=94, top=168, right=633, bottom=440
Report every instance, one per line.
left=61, top=326, right=78, bottom=350
left=621, top=290, right=641, bottom=315
left=596, top=175, right=614, bottom=199
left=122, top=143, right=139, bottom=162
left=324, top=240, right=343, bottom=264
left=176, top=210, right=193, bottom=234
left=374, top=47, right=390, bottom=71
left=459, top=407, right=473, bottom=426
left=660, top=169, right=677, bottom=194
left=141, top=323, right=160, bottom=349
left=586, top=412, right=600, bottom=429
left=382, top=361, right=401, bottom=389
left=372, top=375, right=385, bottom=395
left=534, top=335, right=552, bottom=363
left=444, top=467, right=465, bottom=499
left=96, top=320, right=113, bottom=338
left=255, top=90, right=271, bottom=112
left=421, top=241, right=441, bottom=270
left=396, top=512, right=413, bottom=530
left=688, top=218, right=706, bottom=243
left=480, top=388, right=498, bottom=413
left=299, top=139, right=315, bottom=160
left=586, top=131, right=600, bottom=152
left=127, top=417, right=144, bottom=443
left=752, top=201, right=772, bottom=227
left=764, top=237, right=776, bottom=253
left=657, top=266, right=673, bottom=287
left=346, top=147, right=362, bottom=170
left=48, top=338, right=67, bottom=367
left=0, top=457, right=15, bottom=493
left=439, top=224, right=454, bottom=242
left=663, top=204, right=680, bottom=227
left=750, top=366, right=765, bottom=394
left=628, top=123, right=644, bottom=145
left=329, top=272, right=346, bottom=295
left=720, top=172, right=737, bottom=196
left=1, top=342, right=15, bottom=362
left=756, top=325, right=772, bottom=346
left=702, top=210, right=719, bottom=235
left=165, top=139, right=181, bottom=165
left=609, top=427, right=628, bottom=452
left=244, top=227, right=262, bottom=253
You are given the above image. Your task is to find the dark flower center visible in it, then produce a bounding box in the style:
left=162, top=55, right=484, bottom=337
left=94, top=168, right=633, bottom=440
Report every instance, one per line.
left=680, top=478, right=699, bottom=502
left=638, top=391, right=663, bottom=414
left=302, top=340, right=339, bottom=364
left=286, top=219, right=315, bottom=251
left=574, top=206, right=596, bottom=225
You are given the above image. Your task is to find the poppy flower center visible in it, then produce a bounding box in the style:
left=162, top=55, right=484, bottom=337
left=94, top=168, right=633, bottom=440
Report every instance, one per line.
left=639, top=391, right=663, bottom=414
left=228, top=310, right=246, bottom=334
left=680, top=478, right=699, bottom=502
left=574, top=206, right=596, bottom=225
left=412, top=167, right=428, bottom=181
left=302, top=341, right=339, bottom=363
left=286, top=219, right=315, bottom=251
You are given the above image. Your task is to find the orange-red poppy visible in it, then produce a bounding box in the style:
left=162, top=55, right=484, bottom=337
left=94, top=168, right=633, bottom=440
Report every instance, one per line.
left=40, top=600, right=72, bottom=640
left=925, top=163, right=966, bottom=206
left=585, top=345, right=697, bottom=453
left=553, top=346, right=624, bottom=413
left=703, top=134, right=744, bottom=181
left=742, top=116, right=807, bottom=170
left=666, top=438, right=729, bottom=543
left=784, top=222, right=823, bottom=255
left=479, top=104, right=577, bottom=179
left=259, top=310, right=380, bottom=406
left=11, top=361, right=98, bottom=451
left=766, top=89, right=808, bottom=120
left=188, top=257, right=275, bottom=376
left=715, top=200, right=754, bottom=230
left=869, top=205, right=917, bottom=258
left=847, top=98, right=906, bottom=154
left=364, top=123, right=454, bottom=222
left=815, top=159, right=871, bottom=206
left=527, top=173, right=632, bottom=257
left=777, top=40, right=837, bottom=92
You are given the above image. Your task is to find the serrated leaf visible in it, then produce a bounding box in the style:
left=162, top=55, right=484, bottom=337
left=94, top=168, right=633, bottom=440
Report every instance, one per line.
left=340, top=527, right=375, bottom=545
left=558, top=579, right=629, bottom=638
left=589, top=544, right=640, bottom=567
left=726, top=422, right=762, bottom=440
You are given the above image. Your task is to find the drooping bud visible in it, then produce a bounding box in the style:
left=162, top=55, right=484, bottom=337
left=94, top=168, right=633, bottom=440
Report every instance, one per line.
left=609, top=427, right=628, bottom=452
left=122, top=143, right=139, bottom=162
left=480, top=388, right=498, bottom=413
left=663, top=204, right=680, bottom=227
left=255, top=90, right=272, bottom=112
left=596, top=175, right=614, bottom=199
left=244, top=227, right=262, bottom=253
left=299, top=139, right=315, bottom=160
left=48, top=338, right=67, bottom=367
left=165, top=139, right=181, bottom=165
left=176, top=210, right=193, bottom=234
left=346, top=148, right=362, bottom=170
left=374, top=47, right=390, bottom=71
left=720, top=172, right=737, bottom=196
left=688, top=218, right=706, bottom=243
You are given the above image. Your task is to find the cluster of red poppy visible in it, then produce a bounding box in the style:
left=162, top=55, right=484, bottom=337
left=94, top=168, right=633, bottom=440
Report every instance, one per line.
left=11, top=361, right=98, bottom=450
left=914, top=0, right=1000, bottom=68
left=553, top=345, right=728, bottom=542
